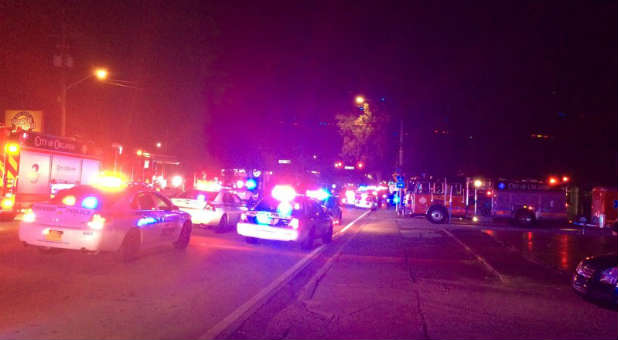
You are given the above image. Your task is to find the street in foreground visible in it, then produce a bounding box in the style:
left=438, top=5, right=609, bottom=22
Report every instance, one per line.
left=0, top=208, right=616, bottom=339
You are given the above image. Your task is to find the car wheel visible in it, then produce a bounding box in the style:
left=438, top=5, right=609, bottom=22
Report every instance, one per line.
left=174, top=222, right=192, bottom=249
left=245, top=237, right=258, bottom=244
left=322, top=223, right=333, bottom=244
left=300, top=227, right=315, bottom=250
left=119, top=229, right=140, bottom=262
left=515, top=209, right=535, bottom=227
left=215, top=214, right=228, bottom=233
left=427, top=206, right=448, bottom=224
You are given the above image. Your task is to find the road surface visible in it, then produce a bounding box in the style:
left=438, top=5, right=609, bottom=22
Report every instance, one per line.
left=0, top=208, right=615, bottom=339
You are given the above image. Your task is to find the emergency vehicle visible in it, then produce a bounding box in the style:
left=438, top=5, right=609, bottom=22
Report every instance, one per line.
left=19, top=179, right=192, bottom=261
left=405, top=176, right=568, bottom=226
left=0, top=128, right=102, bottom=218
left=237, top=185, right=334, bottom=249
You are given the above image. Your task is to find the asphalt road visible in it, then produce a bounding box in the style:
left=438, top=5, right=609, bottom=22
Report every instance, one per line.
left=0, top=208, right=616, bottom=339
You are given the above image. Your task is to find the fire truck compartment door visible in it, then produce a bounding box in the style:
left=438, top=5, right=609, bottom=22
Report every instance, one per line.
left=16, top=150, right=51, bottom=194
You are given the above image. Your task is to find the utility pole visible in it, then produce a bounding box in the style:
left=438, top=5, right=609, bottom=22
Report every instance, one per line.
left=54, top=12, right=73, bottom=137
left=398, top=118, right=404, bottom=168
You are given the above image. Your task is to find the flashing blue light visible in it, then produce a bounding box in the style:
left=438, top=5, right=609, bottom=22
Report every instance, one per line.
left=277, top=202, right=293, bottom=217
left=246, top=178, right=257, bottom=190
left=256, top=212, right=272, bottom=225
left=306, top=188, right=330, bottom=201
left=498, top=182, right=506, bottom=190
left=81, top=196, right=99, bottom=209
left=137, top=216, right=158, bottom=227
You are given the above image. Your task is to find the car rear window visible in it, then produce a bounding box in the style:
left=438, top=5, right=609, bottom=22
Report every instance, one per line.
left=253, top=198, right=304, bottom=215
left=178, top=190, right=218, bottom=201
left=50, top=186, right=123, bottom=209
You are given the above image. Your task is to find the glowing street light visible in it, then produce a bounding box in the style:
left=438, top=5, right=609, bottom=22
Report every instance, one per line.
left=94, top=68, right=108, bottom=80
left=355, top=96, right=365, bottom=104
left=156, top=142, right=162, bottom=148
left=474, top=179, right=483, bottom=188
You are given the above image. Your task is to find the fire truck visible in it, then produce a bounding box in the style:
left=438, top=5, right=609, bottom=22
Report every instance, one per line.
left=0, top=128, right=102, bottom=218
left=405, top=176, right=568, bottom=226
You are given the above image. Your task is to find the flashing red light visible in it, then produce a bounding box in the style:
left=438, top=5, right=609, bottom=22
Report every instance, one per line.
left=356, top=162, right=364, bottom=169
left=548, top=177, right=558, bottom=185
left=486, top=190, right=493, bottom=197
left=562, top=176, right=570, bottom=183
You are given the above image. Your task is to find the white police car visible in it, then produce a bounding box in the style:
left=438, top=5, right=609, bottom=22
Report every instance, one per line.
left=19, top=184, right=192, bottom=261
left=171, top=189, right=246, bottom=232
left=237, top=185, right=334, bottom=249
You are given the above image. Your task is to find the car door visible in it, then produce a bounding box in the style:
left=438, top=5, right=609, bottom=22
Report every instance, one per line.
left=222, top=192, right=243, bottom=223
left=151, top=193, right=182, bottom=243
left=131, top=192, right=161, bottom=248
left=307, top=201, right=327, bottom=236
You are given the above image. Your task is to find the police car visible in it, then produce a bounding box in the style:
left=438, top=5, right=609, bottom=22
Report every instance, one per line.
left=18, top=180, right=192, bottom=262
left=170, top=188, right=246, bottom=232
left=237, top=185, right=334, bottom=249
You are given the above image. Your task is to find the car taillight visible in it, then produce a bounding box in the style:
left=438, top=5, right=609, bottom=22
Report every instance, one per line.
left=88, top=214, right=106, bottom=230
left=289, top=218, right=299, bottom=230
left=23, top=209, right=36, bottom=223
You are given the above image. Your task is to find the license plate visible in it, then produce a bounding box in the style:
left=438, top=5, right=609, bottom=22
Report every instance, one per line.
left=45, top=230, right=63, bottom=242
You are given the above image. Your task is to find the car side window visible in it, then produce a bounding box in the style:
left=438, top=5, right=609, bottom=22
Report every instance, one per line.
left=307, top=202, right=322, bottom=218
left=132, top=192, right=155, bottom=210
left=152, top=193, right=172, bottom=210
left=232, top=194, right=242, bottom=206
left=222, top=192, right=234, bottom=205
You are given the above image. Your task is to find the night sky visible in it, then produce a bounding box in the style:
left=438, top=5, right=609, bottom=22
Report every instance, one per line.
left=1, top=0, right=616, bottom=186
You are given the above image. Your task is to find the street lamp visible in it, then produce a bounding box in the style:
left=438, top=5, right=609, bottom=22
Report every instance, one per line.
left=355, top=96, right=365, bottom=104
left=60, top=67, right=108, bottom=137
left=94, top=68, right=108, bottom=80
left=156, top=142, right=162, bottom=148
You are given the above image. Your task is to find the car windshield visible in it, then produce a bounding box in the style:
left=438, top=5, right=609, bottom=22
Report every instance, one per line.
left=178, top=190, right=218, bottom=201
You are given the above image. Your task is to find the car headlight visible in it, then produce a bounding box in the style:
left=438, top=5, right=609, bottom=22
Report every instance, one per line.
left=600, top=267, right=618, bottom=286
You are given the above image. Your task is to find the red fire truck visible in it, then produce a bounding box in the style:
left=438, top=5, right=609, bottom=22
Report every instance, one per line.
left=0, top=128, right=102, bottom=218
left=405, top=176, right=568, bottom=226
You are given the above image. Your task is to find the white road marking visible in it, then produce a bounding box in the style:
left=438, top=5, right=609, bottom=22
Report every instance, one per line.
left=199, top=209, right=371, bottom=340
left=441, top=228, right=508, bottom=283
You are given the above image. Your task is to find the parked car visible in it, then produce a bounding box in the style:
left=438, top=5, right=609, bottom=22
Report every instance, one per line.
left=171, top=189, right=246, bottom=232
left=572, top=223, right=618, bottom=305
left=19, top=185, right=192, bottom=262
left=237, top=187, right=333, bottom=249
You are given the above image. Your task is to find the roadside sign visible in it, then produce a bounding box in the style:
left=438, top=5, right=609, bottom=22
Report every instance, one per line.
left=397, top=182, right=405, bottom=188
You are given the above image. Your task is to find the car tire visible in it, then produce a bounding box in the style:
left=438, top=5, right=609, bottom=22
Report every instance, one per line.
left=427, top=206, right=448, bottom=224
left=215, top=214, right=228, bottom=233
left=515, top=209, right=535, bottom=227
left=174, top=222, right=192, bottom=249
left=300, top=227, right=315, bottom=250
left=322, top=223, right=333, bottom=244
left=119, top=229, right=140, bottom=262
left=245, top=237, right=258, bottom=244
